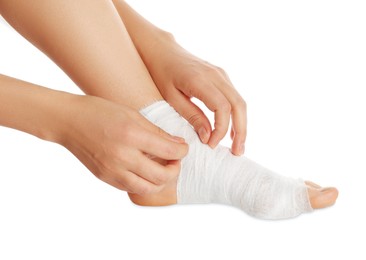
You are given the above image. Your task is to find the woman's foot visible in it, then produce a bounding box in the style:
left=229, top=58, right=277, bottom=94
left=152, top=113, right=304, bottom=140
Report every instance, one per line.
left=134, top=101, right=339, bottom=219
left=129, top=180, right=338, bottom=210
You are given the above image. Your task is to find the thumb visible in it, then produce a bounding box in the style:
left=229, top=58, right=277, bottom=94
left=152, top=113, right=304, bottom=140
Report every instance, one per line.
left=133, top=108, right=186, bottom=144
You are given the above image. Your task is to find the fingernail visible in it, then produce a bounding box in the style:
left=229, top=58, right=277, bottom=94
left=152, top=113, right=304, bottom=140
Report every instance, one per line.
left=198, top=127, right=209, bottom=143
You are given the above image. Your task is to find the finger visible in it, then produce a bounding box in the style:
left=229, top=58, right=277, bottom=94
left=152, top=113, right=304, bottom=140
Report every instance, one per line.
left=182, top=81, right=231, bottom=148
left=134, top=127, right=189, bottom=160
left=114, top=170, right=162, bottom=196
left=209, top=101, right=231, bottom=148
left=211, top=75, right=247, bottom=155
left=131, top=152, right=180, bottom=186
left=134, top=112, right=186, bottom=144
left=230, top=101, right=247, bottom=155
left=167, top=89, right=212, bottom=144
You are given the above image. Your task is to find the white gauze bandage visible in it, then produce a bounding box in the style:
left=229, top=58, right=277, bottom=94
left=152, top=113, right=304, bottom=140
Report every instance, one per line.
left=140, top=101, right=313, bottom=219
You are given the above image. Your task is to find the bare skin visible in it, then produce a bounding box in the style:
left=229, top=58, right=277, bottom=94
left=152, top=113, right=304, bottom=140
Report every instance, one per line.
left=112, top=0, right=248, bottom=155
left=0, top=0, right=338, bottom=210
left=0, top=0, right=189, bottom=195
left=0, top=74, right=188, bottom=195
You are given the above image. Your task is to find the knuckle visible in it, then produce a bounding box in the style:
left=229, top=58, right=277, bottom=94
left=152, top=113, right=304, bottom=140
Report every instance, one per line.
left=214, top=118, right=230, bottom=134
left=235, top=96, right=247, bottom=108
left=187, top=113, right=202, bottom=127
left=135, top=183, right=154, bottom=196
left=115, top=148, right=131, bottom=166
left=121, top=124, right=137, bottom=142
left=220, top=100, right=232, bottom=113
left=214, top=65, right=226, bottom=75
left=132, top=157, right=144, bottom=174
left=153, top=171, right=169, bottom=185
left=183, top=74, right=200, bottom=89
left=96, top=157, right=116, bottom=178
left=214, top=121, right=228, bottom=134
left=189, top=71, right=204, bottom=82
left=185, top=74, right=207, bottom=89
left=215, top=126, right=228, bottom=135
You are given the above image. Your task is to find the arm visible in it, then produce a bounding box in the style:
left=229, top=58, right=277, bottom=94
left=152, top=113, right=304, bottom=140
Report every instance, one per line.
left=0, top=74, right=71, bottom=143
left=112, top=0, right=247, bottom=155
left=0, top=74, right=187, bottom=195
left=0, top=0, right=161, bottom=110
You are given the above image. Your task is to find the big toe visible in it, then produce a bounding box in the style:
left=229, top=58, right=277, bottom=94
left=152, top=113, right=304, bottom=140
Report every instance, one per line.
left=307, top=186, right=339, bottom=209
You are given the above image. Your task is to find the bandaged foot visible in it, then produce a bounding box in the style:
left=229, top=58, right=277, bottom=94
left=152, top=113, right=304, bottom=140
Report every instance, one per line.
left=135, top=101, right=337, bottom=220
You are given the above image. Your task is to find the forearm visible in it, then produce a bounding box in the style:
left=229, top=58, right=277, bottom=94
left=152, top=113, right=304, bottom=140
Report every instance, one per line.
left=0, top=74, right=75, bottom=143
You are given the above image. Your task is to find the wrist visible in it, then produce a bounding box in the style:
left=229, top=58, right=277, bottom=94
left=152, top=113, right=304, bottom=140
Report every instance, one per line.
left=136, top=28, right=176, bottom=61
left=37, top=91, right=82, bottom=145
left=138, top=29, right=181, bottom=72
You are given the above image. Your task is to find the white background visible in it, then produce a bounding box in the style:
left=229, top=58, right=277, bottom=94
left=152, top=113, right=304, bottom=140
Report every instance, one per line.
left=1, top=0, right=365, bottom=259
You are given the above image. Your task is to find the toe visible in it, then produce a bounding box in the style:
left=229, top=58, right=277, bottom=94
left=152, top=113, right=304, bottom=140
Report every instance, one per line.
left=308, top=187, right=339, bottom=209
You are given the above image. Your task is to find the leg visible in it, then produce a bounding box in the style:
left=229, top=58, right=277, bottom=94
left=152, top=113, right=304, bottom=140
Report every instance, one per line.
left=0, top=0, right=338, bottom=218
left=0, top=0, right=162, bottom=109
